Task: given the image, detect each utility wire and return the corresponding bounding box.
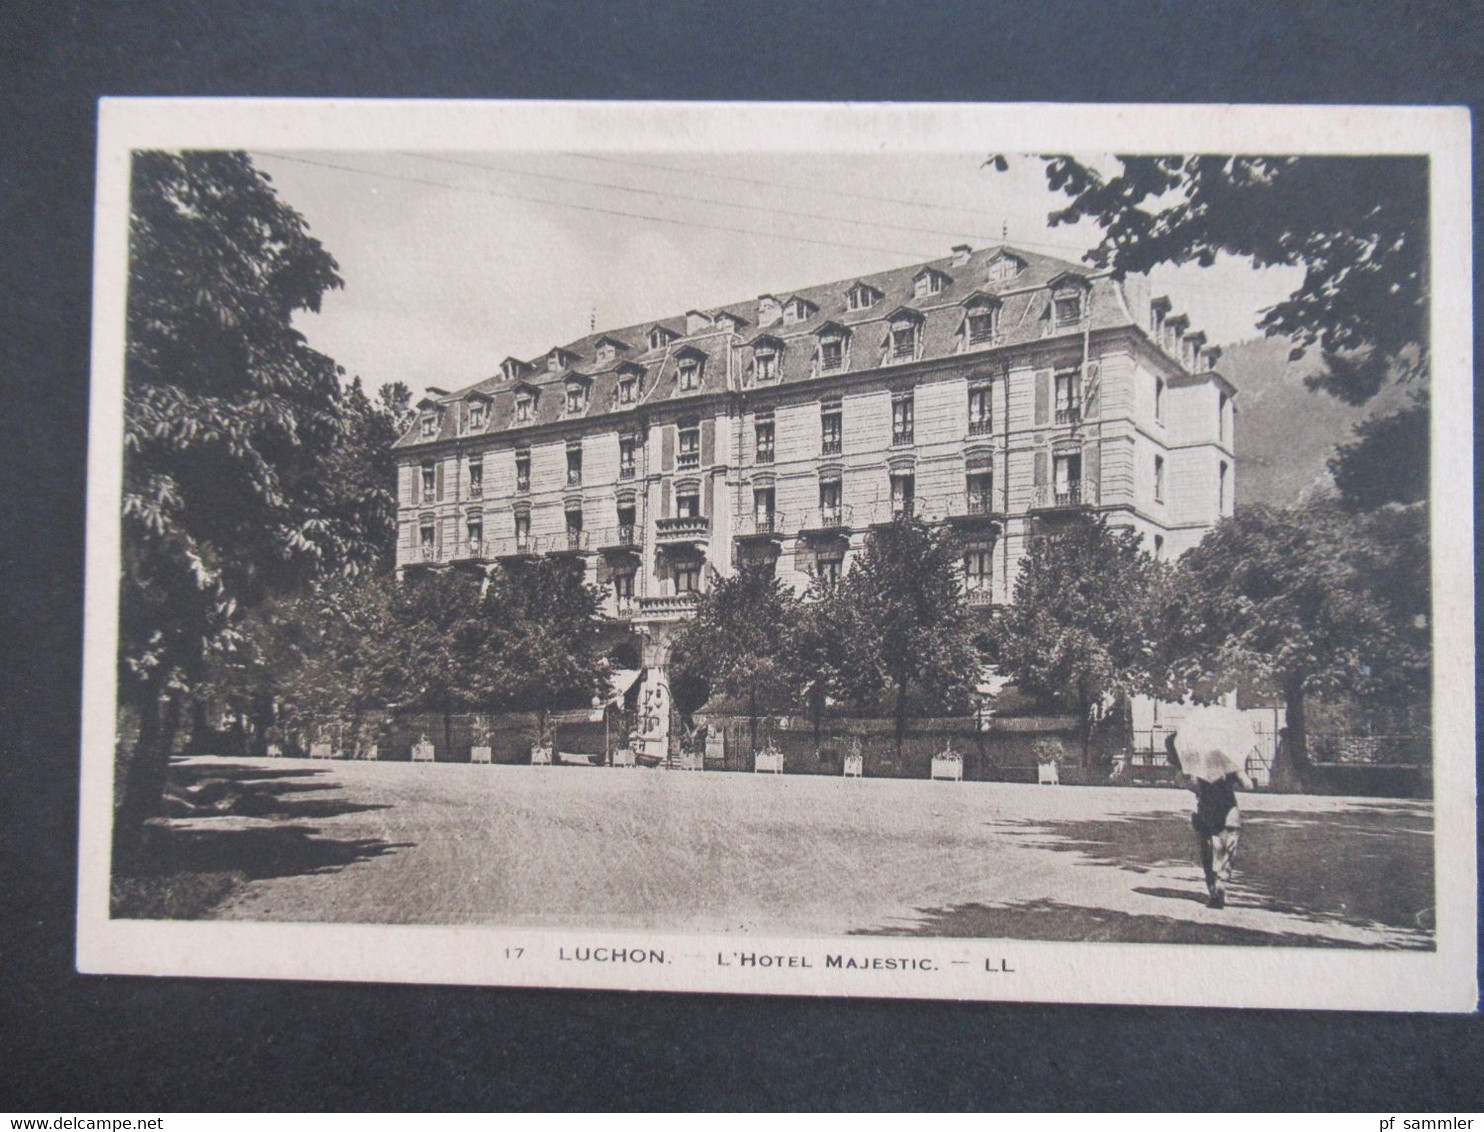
[250,151,938,261]
[411,151,1002,245]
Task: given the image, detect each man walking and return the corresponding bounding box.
[1167,706,1257,910]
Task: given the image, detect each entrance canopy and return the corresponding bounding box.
[607,667,643,705]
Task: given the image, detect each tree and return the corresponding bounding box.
[490,559,609,747]
[997,517,1165,760]
[1329,390,1429,510]
[834,518,981,754]
[786,575,857,748]
[386,569,490,757]
[669,565,798,751]
[118,150,388,853]
[1163,499,1429,785]
[997,155,1428,406]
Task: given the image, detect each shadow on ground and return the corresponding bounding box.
[112,760,410,920]
[857,800,1434,947]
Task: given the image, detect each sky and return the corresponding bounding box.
[249,150,1303,400]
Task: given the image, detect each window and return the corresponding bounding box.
[1054,295,1082,326]
[618,377,636,405]
[419,521,435,559]
[846,284,876,311]
[514,450,530,493]
[613,569,635,609]
[420,461,436,503]
[819,480,842,525]
[815,556,842,590]
[820,336,844,372]
[466,515,483,553]
[1218,392,1229,442]
[914,271,945,298]
[676,488,701,519]
[755,349,778,383]
[649,327,672,351]
[678,422,700,470]
[421,413,438,438]
[891,323,918,361]
[616,504,637,545]
[564,507,583,550]
[987,255,1022,283]
[1219,461,1228,512]
[820,402,842,455]
[966,472,993,515]
[566,445,582,487]
[1153,534,1165,560]
[468,401,486,430]
[468,461,483,498]
[678,357,700,390]
[514,510,531,551]
[891,473,915,518]
[967,308,997,345]
[891,393,914,445]
[783,298,813,325]
[1054,369,1081,424]
[514,396,532,424]
[1053,453,1082,505]
[753,488,776,532]
[968,384,992,436]
[964,548,992,593]
[1154,455,1165,503]
[754,418,775,464]
[597,342,616,364]
[566,385,586,414]
[619,436,636,479]
[674,561,701,594]
[1154,377,1165,424]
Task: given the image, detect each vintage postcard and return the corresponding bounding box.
[78,99,1475,1011]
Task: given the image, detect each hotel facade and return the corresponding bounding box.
[394,243,1235,685]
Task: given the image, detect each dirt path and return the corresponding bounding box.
[149,757,1434,948]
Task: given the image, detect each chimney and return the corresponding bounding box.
[685,309,713,335]
[952,244,972,266]
[758,294,781,328]
[425,387,450,398]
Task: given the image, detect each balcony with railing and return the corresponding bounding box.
[493,534,540,558]
[796,504,852,536]
[891,427,914,447]
[619,462,636,480]
[677,449,701,471]
[754,445,775,465]
[1054,404,1082,425]
[450,540,488,562]
[654,515,710,544]
[967,416,994,438]
[598,524,640,553]
[735,511,786,541]
[1031,479,1099,511]
[550,529,591,554]
[945,493,1004,524]
[637,591,703,615]
[820,436,842,456]
[965,587,996,608]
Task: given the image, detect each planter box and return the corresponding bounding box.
[754,750,783,775]
[612,748,636,768]
[530,745,552,766]
[359,745,379,761]
[309,741,334,760]
[843,754,864,778]
[675,752,703,772]
[265,743,283,758]
[470,745,492,764]
[930,755,964,781]
[412,741,435,762]
[1037,762,1060,785]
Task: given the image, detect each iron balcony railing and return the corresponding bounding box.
[755,446,775,464]
[820,436,842,455]
[599,524,639,550]
[494,534,540,557]
[735,512,786,539]
[638,592,703,614]
[467,482,482,499]
[421,489,435,504]
[965,587,995,607]
[1032,480,1099,510]
[798,504,852,533]
[947,493,1002,520]
[619,463,636,480]
[1055,405,1082,425]
[677,450,700,471]
[453,540,488,561]
[891,428,914,446]
[554,529,590,553]
[967,417,994,437]
[654,515,710,542]
[418,544,438,562]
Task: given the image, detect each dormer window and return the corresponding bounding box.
[756,350,778,383]
[421,413,439,439]
[820,336,844,372]
[514,396,532,424]
[547,349,571,374]
[986,253,1024,283]
[887,312,922,362]
[1054,295,1082,327]
[782,296,816,325]
[566,383,588,415]
[467,400,487,430]
[649,325,677,351]
[675,349,704,391]
[597,343,615,364]
[914,268,950,298]
[618,377,636,405]
[963,296,1001,346]
[845,282,881,312]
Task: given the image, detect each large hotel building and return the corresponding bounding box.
[394,243,1235,679]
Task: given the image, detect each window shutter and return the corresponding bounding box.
[661,425,675,472]
[1034,369,1051,426]
[435,516,444,557]
[406,466,416,505]
[595,555,613,584]
[703,475,714,517]
[435,461,445,501]
[1033,448,1049,486]
[700,419,715,466]
[1083,441,1101,493]
[661,479,672,518]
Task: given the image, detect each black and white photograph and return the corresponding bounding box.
[76,100,1475,1010]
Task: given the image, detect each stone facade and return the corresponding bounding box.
[393,244,1235,668]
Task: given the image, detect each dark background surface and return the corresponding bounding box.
[2,0,1480,1112]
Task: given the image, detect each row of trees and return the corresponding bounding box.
[669,498,1430,784]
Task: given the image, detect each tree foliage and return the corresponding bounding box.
[1329,390,1429,510]
[997,517,1164,748]
[998,155,1428,406]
